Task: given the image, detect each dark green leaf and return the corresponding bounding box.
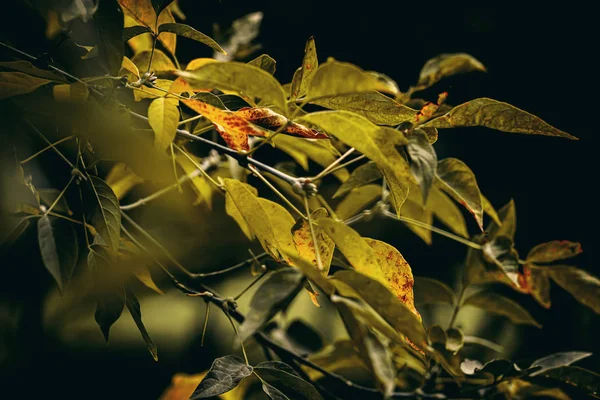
[416,53,486,89]
[37,215,78,294]
[463,291,541,328]
[0,72,53,100]
[125,288,158,361]
[527,241,583,263]
[238,269,304,341]
[95,0,125,75]
[333,161,381,198]
[423,98,578,140]
[290,36,318,100]
[255,361,324,400]
[87,176,121,252]
[541,366,600,397]
[190,355,253,399]
[123,25,152,42]
[530,352,592,376]
[0,61,66,81]
[548,266,600,314]
[482,236,520,287]
[407,129,437,203]
[95,285,125,342]
[261,381,290,400]
[248,54,276,75]
[150,0,174,17]
[158,23,226,54]
[192,92,227,109]
[414,277,456,305]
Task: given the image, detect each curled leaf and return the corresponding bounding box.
[416,53,486,89]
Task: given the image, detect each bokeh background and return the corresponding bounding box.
[0,1,596,399]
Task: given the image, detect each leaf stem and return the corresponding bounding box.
[249,165,306,219]
[448,285,467,329]
[19,135,74,164]
[43,176,74,216]
[312,147,355,180]
[304,195,324,271]
[23,121,74,168]
[314,154,367,182]
[234,270,268,301]
[173,143,224,190]
[201,303,210,346]
[226,312,249,365]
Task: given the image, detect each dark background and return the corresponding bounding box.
[0,1,597,398]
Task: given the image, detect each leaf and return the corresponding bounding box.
[248,54,276,75]
[496,379,570,400]
[95,285,125,342]
[482,195,502,226]
[190,355,253,399]
[414,277,456,305]
[527,241,583,263]
[38,188,72,215]
[334,184,381,221]
[260,382,289,400]
[292,209,335,275]
[132,265,164,295]
[52,82,89,103]
[487,199,517,241]
[310,91,417,125]
[0,61,66,81]
[131,49,176,73]
[333,270,428,346]
[423,98,578,140]
[407,129,437,203]
[177,62,287,112]
[37,215,78,293]
[427,186,469,238]
[148,97,180,150]
[125,288,158,361]
[235,107,327,139]
[123,25,152,41]
[436,158,484,230]
[105,162,144,200]
[120,56,140,79]
[95,0,125,75]
[290,36,318,100]
[175,155,214,209]
[299,111,411,212]
[0,72,53,100]
[446,328,464,353]
[158,23,226,54]
[1,219,31,248]
[362,328,396,397]
[333,161,381,198]
[150,0,174,16]
[119,0,176,54]
[254,361,324,400]
[364,238,420,318]
[482,236,521,287]
[86,176,121,252]
[541,366,600,397]
[463,291,541,328]
[238,269,304,341]
[400,192,433,244]
[306,59,398,101]
[522,264,551,309]
[548,266,600,314]
[257,198,297,260]
[416,53,486,89]
[305,340,369,380]
[182,99,265,151]
[529,352,592,376]
[224,180,257,240]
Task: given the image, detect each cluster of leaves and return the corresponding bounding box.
[0,1,598,399]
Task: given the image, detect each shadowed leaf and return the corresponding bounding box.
[416,53,486,89]
[407,129,437,203]
[255,361,324,400]
[530,352,592,376]
[125,288,158,361]
[414,277,456,305]
[541,366,600,397]
[37,215,78,293]
[123,25,152,41]
[106,162,144,200]
[175,155,214,209]
[335,184,381,221]
[0,72,53,100]
[548,266,600,314]
[131,49,176,73]
[190,355,253,399]
[463,291,541,328]
[333,161,381,198]
[86,176,121,251]
[95,285,125,342]
[527,241,583,263]
[158,23,225,54]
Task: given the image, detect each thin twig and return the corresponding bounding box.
[20,135,75,164]
[23,121,74,168]
[249,165,306,219]
[313,147,355,180]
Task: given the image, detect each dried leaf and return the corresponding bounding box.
[235,107,327,139]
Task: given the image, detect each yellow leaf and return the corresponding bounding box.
[290,36,318,100]
[335,184,381,221]
[175,155,214,209]
[426,186,468,238]
[131,49,176,74]
[400,187,433,244]
[124,13,153,53]
[52,82,89,103]
[0,72,53,100]
[148,97,180,150]
[133,79,174,101]
[119,0,176,54]
[225,181,257,240]
[186,58,219,71]
[416,53,486,90]
[292,209,335,275]
[257,198,297,260]
[132,265,164,294]
[120,55,140,79]
[105,162,144,200]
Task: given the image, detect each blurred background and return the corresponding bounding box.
[0,1,596,398]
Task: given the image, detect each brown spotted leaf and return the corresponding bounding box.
[235,107,327,139]
[290,36,318,100]
[292,209,335,275]
[416,53,486,89]
[423,98,578,140]
[526,241,583,263]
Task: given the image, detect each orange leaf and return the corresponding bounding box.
[182,99,266,151]
[235,107,328,139]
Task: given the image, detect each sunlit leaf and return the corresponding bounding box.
[527,241,583,263]
[175,155,214,209]
[400,191,433,244]
[239,269,304,341]
[548,265,600,314]
[248,54,276,75]
[148,97,180,150]
[37,215,78,293]
[158,23,226,54]
[123,25,152,42]
[529,351,592,376]
[125,288,158,361]
[131,49,176,73]
[86,176,121,252]
[132,79,175,101]
[0,72,53,100]
[427,186,468,238]
[333,161,381,198]
[290,36,318,100]
[407,129,437,203]
[254,361,324,400]
[119,0,176,54]
[132,264,164,295]
[436,158,484,230]
[334,184,381,221]
[424,98,578,140]
[257,198,297,260]
[463,291,541,328]
[482,236,521,287]
[190,355,253,399]
[177,62,288,112]
[482,195,501,226]
[106,162,144,200]
[414,277,456,306]
[292,209,335,275]
[416,53,486,89]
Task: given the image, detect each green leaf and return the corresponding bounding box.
[255,361,324,400]
[423,98,578,140]
[436,158,484,230]
[148,97,180,150]
[190,355,253,399]
[524,264,551,309]
[548,266,600,314]
[177,62,287,112]
[414,277,456,305]
[362,328,396,397]
[290,36,318,100]
[333,161,381,198]
[310,91,417,125]
[37,215,78,293]
[257,198,297,259]
[0,72,53,100]
[407,129,437,203]
[527,241,583,263]
[0,61,66,81]
[150,0,174,16]
[416,53,486,89]
[299,111,411,212]
[261,381,289,400]
[446,328,464,353]
[482,195,502,226]
[482,236,520,287]
[334,184,381,221]
[463,291,541,328]
[94,285,125,342]
[427,186,469,238]
[123,25,152,42]
[487,199,517,241]
[86,176,121,252]
[541,366,600,397]
[125,288,158,361]
[239,269,304,341]
[306,59,398,101]
[529,352,592,376]
[400,192,433,244]
[248,54,276,75]
[158,23,226,54]
[305,340,368,380]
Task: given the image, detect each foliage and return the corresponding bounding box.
[0,1,596,399]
